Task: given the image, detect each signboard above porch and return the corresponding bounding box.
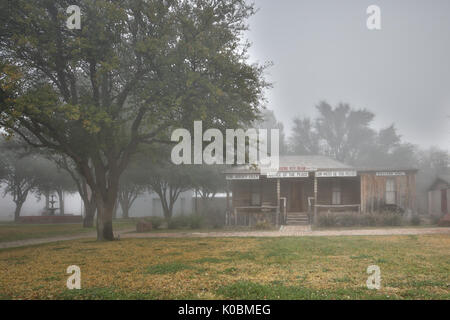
[376,172,406,176]
[316,171,357,178]
[226,174,260,180]
[266,171,309,179]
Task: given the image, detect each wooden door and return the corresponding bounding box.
[289,181,303,212]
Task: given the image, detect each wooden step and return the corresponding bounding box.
[286,213,310,226]
[286,221,310,226]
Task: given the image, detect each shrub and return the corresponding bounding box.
[254,221,273,230]
[167,214,204,230]
[317,211,405,228]
[380,213,402,226]
[410,215,421,226]
[188,214,204,229]
[317,212,338,227]
[430,215,441,225]
[167,215,190,229]
[144,217,164,229]
[359,214,377,227]
[339,213,358,227]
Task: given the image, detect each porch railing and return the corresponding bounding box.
[231,205,280,227]
[314,204,361,213]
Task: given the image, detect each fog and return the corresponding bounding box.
[0,188,82,221]
[0,0,449,221]
[246,0,450,151]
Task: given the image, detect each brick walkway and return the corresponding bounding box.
[1,227,449,249]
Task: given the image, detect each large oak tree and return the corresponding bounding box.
[0,0,267,240]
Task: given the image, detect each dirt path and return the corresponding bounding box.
[1,227,449,249]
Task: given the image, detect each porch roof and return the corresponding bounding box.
[429,174,450,190]
[224,155,352,174]
[223,155,419,175]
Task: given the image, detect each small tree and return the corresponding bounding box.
[147,161,193,220]
[118,163,147,219]
[191,165,226,200]
[0,143,44,221]
[54,155,97,227]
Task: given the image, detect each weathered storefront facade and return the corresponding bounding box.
[225,156,417,226]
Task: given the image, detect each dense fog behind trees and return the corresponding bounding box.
[0,103,448,219]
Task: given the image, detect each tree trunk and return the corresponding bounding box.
[57,189,65,215]
[120,201,130,219]
[44,191,50,215]
[162,206,172,220]
[95,191,116,241]
[112,199,119,220]
[83,201,96,228]
[79,157,123,241]
[14,201,24,222]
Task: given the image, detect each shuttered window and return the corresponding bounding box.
[332,181,341,205]
[250,181,261,206]
[386,179,396,205]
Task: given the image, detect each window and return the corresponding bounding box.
[332,181,341,205]
[250,181,261,206]
[385,179,396,205]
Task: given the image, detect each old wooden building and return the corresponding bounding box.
[225,156,417,226]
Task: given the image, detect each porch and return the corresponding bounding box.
[226,175,361,226]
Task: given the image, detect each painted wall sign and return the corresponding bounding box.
[316,171,357,178]
[226,174,260,180]
[266,171,309,179]
[376,172,406,177]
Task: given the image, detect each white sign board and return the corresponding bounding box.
[226,174,260,180]
[266,172,309,179]
[376,172,406,177]
[278,166,317,172]
[316,171,357,178]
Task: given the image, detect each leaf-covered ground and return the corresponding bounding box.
[0,235,449,299]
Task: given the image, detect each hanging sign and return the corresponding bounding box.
[279,166,317,172]
[316,171,357,178]
[266,171,309,179]
[376,172,406,177]
[226,174,260,180]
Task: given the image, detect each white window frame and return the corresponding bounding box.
[332,180,341,205]
[250,181,261,206]
[385,178,396,205]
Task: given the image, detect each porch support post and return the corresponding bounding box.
[359,175,364,214]
[276,178,280,226]
[313,175,318,224]
[226,181,230,226]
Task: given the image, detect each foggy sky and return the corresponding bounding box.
[246,0,450,151]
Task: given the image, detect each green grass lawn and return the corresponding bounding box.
[0,219,136,242]
[1,234,449,300]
